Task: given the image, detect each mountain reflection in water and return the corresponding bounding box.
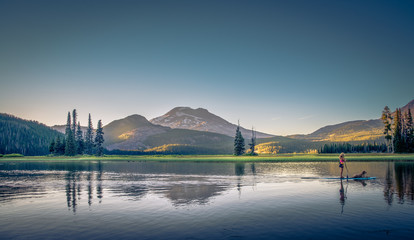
[1,161,414,210]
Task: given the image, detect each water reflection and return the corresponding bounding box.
[164,183,227,206]
[63,162,105,213]
[0,171,47,203]
[96,161,103,203]
[235,163,245,198]
[65,171,79,212]
[384,162,414,205]
[2,161,414,211]
[339,179,346,214]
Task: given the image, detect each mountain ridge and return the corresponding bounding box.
[102,114,233,153]
[0,113,63,155]
[289,99,414,142]
[150,107,274,138]
[2,98,413,155]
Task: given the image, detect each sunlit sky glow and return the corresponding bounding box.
[1,0,413,135]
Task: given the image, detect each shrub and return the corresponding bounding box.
[4,153,24,158]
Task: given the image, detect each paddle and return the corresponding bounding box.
[344,161,349,180]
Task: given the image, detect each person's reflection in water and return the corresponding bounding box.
[339,179,346,214]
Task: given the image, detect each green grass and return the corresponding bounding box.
[1,153,414,162]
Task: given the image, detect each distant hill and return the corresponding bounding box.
[3,99,412,155]
[0,113,63,155]
[288,99,414,143]
[255,136,325,153]
[103,114,170,150]
[289,119,384,142]
[150,107,274,138]
[103,114,233,154]
[51,125,88,134]
[400,99,414,115]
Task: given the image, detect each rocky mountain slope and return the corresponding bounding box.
[150,107,274,138]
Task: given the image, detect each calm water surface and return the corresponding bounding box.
[1,160,414,239]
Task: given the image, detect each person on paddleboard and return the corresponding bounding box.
[339,153,346,178]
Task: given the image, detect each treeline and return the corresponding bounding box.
[318,142,387,153]
[382,106,414,153]
[49,109,105,156]
[105,144,231,155]
[0,113,62,156]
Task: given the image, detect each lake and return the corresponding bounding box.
[1,160,414,239]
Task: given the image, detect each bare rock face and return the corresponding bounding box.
[150,107,274,139]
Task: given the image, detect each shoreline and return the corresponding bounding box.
[1,153,414,162]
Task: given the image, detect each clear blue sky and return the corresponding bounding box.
[1,0,413,135]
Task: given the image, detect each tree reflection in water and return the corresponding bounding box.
[384,162,414,205]
[3,160,414,216]
[235,163,245,199]
[65,161,104,213]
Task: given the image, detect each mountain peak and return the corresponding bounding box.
[124,114,150,122]
[151,107,274,138]
[104,114,153,137]
[166,107,209,115]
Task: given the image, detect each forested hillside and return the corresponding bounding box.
[0,113,63,155]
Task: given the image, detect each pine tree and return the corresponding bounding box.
[49,139,55,154]
[76,121,85,155]
[65,112,77,156]
[94,120,104,156]
[381,106,393,153]
[405,109,414,152]
[393,108,404,153]
[234,121,245,156]
[85,114,94,155]
[54,136,65,155]
[72,109,77,136]
[248,127,257,156]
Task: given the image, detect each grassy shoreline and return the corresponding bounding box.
[1,153,414,162]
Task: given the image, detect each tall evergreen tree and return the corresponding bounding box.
[393,108,404,153]
[85,114,94,155]
[72,109,77,136]
[248,127,257,156]
[381,106,393,153]
[94,120,104,156]
[54,136,61,155]
[65,112,77,156]
[76,121,85,155]
[234,121,245,156]
[49,139,55,154]
[65,112,71,137]
[404,109,414,152]
[54,135,65,155]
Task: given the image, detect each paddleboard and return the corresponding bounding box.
[301,177,376,180]
[325,177,376,180]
